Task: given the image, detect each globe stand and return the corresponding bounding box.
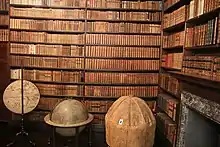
[6,66,36,147]
[49,124,92,147]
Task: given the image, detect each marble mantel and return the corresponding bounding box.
[176,90,220,147]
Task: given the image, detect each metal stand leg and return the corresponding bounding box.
[6,118,35,147]
[52,127,56,147]
[75,127,79,147]
[88,124,92,147]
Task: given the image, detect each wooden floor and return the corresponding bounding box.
[0,121,164,147]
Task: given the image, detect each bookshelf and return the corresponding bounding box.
[7,0,162,124]
[158,0,220,146]
[157,0,189,146]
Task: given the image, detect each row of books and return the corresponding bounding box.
[10,55,160,71]
[11,69,81,83]
[0,0,8,10]
[88,0,162,10]
[83,100,114,113]
[35,84,159,97]
[11,68,159,84]
[85,46,160,58]
[164,0,180,10]
[10,8,85,19]
[121,1,162,10]
[86,34,161,46]
[10,7,162,21]
[85,73,159,84]
[36,97,156,112]
[157,93,179,122]
[156,112,177,146]
[10,0,162,10]
[10,18,161,34]
[11,31,161,46]
[11,31,83,44]
[163,31,184,48]
[163,6,186,29]
[161,53,183,70]
[84,86,158,97]
[10,43,160,58]
[36,83,80,96]
[87,22,161,34]
[188,0,219,20]
[0,29,8,41]
[88,11,162,21]
[85,59,159,70]
[10,55,83,69]
[10,0,86,7]
[185,17,219,47]
[10,19,85,32]
[10,44,84,56]
[182,56,215,78]
[0,15,8,26]
[160,73,180,97]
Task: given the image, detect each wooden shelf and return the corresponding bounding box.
[41,94,158,101]
[10,41,84,46]
[87,19,162,24]
[10,4,162,12]
[164,0,189,13]
[0,10,8,15]
[10,16,86,21]
[10,41,160,47]
[10,4,86,9]
[87,7,162,12]
[10,65,159,73]
[10,28,85,34]
[161,66,181,71]
[85,44,161,47]
[163,21,185,32]
[159,86,180,99]
[186,7,220,25]
[11,78,158,86]
[169,71,220,90]
[10,53,160,60]
[87,31,161,35]
[185,44,220,50]
[10,28,161,35]
[163,45,183,50]
[0,25,8,29]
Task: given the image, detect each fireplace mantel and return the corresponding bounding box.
[176,90,220,147]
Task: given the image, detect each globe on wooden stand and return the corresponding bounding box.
[44,99,94,147]
[3,76,40,146]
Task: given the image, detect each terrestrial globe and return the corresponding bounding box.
[44,99,94,136]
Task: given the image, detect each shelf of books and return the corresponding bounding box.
[157,0,189,146]
[158,0,219,146]
[181,0,220,84]
[8,0,162,124]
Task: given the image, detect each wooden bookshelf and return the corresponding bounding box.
[157,0,188,146]
[159,0,220,146]
[6,0,162,125]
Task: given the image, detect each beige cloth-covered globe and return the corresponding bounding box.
[105,96,156,147]
[44,99,93,136]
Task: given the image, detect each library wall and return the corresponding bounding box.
[8,0,162,124]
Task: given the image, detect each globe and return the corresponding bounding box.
[44,99,94,137]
